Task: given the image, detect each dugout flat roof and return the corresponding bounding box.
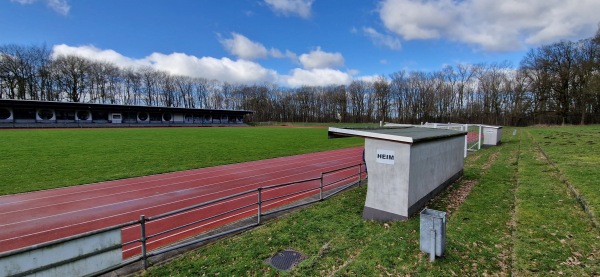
[328,126,467,144]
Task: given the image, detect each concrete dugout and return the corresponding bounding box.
[328,127,466,221]
[482,125,502,147]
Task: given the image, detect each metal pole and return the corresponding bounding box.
[358,164,362,186]
[257,188,262,224]
[478,125,482,150]
[319,173,324,200]
[140,215,148,269]
[464,129,468,158]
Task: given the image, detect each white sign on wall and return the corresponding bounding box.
[376,149,395,165]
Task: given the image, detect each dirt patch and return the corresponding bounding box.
[445,180,478,216]
[441,150,502,216]
[481,152,500,171]
[466,153,483,163]
[324,250,360,277]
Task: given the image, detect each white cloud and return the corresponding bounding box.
[11,0,70,15]
[47,0,69,15]
[347,69,359,76]
[356,75,380,83]
[264,0,313,19]
[220,33,268,60]
[283,68,353,87]
[51,44,359,87]
[378,0,600,51]
[362,27,402,50]
[219,33,298,62]
[11,0,36,4]
[51,44,278,84]
[52,44,146,68]
[270,49,298,61]
[298,47,345,69]
[146,53,278,84]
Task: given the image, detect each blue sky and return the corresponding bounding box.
[1,0,599,86]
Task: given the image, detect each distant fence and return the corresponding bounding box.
[0,163,365,277]
[384,122,483,157]
[421,123,483,154]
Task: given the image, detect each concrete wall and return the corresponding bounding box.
[483,126,502,146]
[407,136,464,213]
[363,139,411,219]
[0,229,122,277]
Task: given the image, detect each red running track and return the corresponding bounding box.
[0,146,364,258]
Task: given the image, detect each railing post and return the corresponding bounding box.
[319,173,324,200]
[464,127,468,158]
[358,163,362,185]
[140,215,148,269]
[478,125,482,150]
[257,188,262,225]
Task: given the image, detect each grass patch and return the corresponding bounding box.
[0,127,362,195]
[527,125,600,225]
[512,130,599,275]
[140,126,600,276]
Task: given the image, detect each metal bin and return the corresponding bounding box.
[420,208,446,261]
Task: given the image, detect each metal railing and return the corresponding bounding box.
[420,122,482,156]
[0,162,365,277]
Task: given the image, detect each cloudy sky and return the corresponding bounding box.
[1,0,599,87]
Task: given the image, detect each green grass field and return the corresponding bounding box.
[1,125,598,275]
[0,127,363,195]
[135,126,599,276]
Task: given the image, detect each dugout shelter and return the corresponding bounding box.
[482,125,502,147]
[329,127,466,221]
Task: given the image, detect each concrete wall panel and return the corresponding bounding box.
[363,139,411,217]
[0,229,122,277]
[408,136,464,209]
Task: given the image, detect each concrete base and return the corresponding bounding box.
[482,142,502,148]
[363,206,408,221]
[363,170,463,221]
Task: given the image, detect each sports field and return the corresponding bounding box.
[1,125,598,275]
[0,127,363,195]
[137,125,599,276]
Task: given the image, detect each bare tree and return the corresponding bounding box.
[348,80,367,122]
[160,72,176,107]
[572,38,599,124]
[389,71,407,122]
[373,76,391,123]
[88,61,121,104]
[0,44,51,100]
[173,75,194,108]
[122,67,142,105]
[193,77,211,109]
[51,55,91,102]
[139,67,160,106]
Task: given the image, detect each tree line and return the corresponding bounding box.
[1,28,599,126]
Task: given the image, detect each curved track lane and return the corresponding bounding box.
[0,146,364,256]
